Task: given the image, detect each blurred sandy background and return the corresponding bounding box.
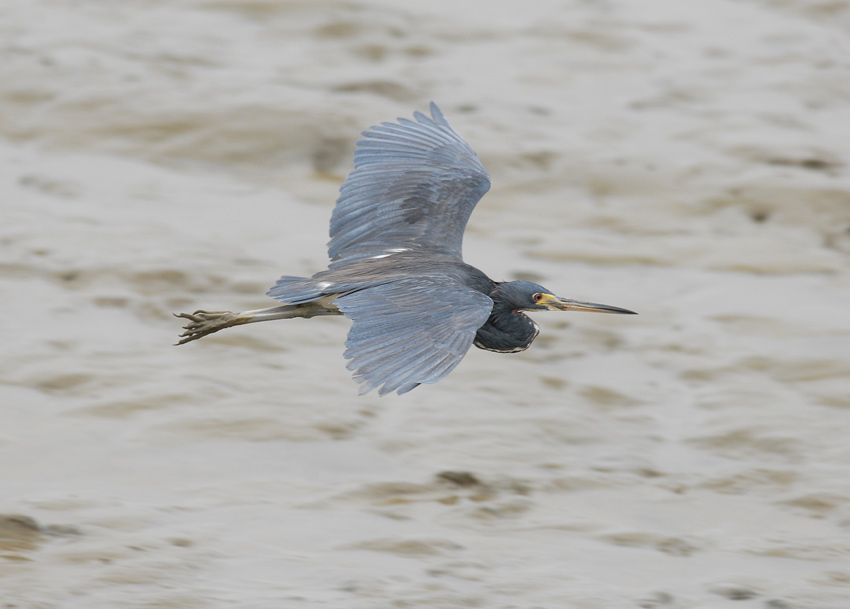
[2,1,850,607]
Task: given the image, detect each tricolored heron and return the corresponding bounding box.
[176,103,635,395]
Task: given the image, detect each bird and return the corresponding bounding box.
[176,103,636,396]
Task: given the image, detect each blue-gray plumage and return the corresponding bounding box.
[176,103,636,396]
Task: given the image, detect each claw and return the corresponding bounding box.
[173,310,242,345]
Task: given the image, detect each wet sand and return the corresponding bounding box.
[2,1,850,607]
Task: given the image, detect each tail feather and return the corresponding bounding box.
[266,276,331,305]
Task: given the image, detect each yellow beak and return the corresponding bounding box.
[537,293,636,315]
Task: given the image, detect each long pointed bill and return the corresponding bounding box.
[538,294,637,315]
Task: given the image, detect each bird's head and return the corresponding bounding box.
[496,280,637,315]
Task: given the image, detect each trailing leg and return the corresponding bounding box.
[175,300,340,345]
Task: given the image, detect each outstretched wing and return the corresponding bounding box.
[334,278,493,396]
[328,102,491,266]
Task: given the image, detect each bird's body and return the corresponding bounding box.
[177,103,635,395]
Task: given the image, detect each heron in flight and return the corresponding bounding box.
[176,103,635,395]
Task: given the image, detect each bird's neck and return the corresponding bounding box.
[473,299,539,353]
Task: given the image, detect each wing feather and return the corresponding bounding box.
[328,102,490,266]
[334,277,493,396]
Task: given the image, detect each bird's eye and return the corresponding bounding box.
[533,293,542,302]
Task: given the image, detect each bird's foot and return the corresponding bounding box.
[174,310,246,345]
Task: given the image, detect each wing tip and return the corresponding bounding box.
[429,101,447,124]
[358,377,422,397]
[357,102,455,149]
[413,101,448,128]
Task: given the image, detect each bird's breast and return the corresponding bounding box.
[473,313,539,353]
